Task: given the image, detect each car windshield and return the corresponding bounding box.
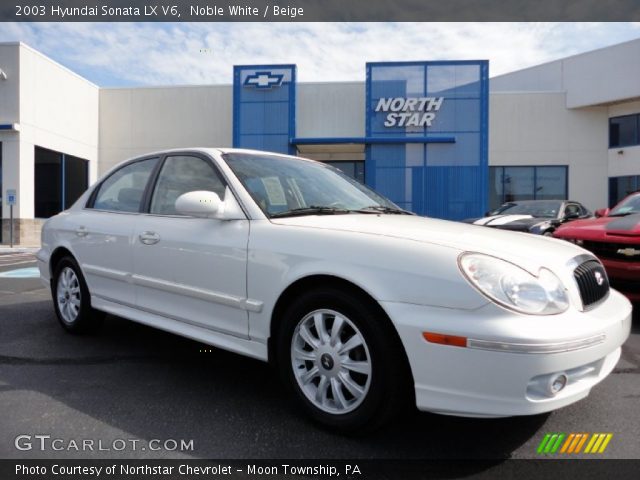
[488,201,562,219]
[609,194,640,216]
[223,152,405,218]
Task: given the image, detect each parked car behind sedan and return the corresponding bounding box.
[37,148,631,432]
[465,200,592,235]
[554,192,640,302]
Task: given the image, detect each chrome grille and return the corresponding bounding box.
[573,260,609,309]
[582,240,640,263]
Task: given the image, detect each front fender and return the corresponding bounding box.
[246,221,488,343]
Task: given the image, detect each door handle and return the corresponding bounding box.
[75,226,88,237]
[139,231,161,245]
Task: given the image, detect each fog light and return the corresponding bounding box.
[547,373,568,396]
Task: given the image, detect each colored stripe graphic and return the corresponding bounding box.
[598,434,613,453]
[538,433,613,454]
[537,434,551,453]
[538,433,565,454]
[575,434,588,453]
[585,433,613,454]
[560,433,574,453]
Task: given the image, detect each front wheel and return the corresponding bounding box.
[277,288,411,433]
[291,308,372,416]
[52,256,104,333]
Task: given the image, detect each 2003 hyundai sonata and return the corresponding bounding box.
[38,148,631,432]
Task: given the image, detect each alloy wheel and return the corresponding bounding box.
[57,267,81,324]
[291,309,372,414]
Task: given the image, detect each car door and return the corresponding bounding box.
[131,153,250,338]
[69,156,159,306]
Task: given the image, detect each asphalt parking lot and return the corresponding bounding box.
[0,252,638,461]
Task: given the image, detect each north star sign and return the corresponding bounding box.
[375,96,444,127]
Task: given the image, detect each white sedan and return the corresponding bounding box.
[37,148,631,432]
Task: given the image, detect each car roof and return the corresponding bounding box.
[127,147,317,163]
[500,200,573,205]
[124,147,282,156]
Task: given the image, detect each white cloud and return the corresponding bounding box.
[1,22,638,86]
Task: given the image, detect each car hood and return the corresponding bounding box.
[271,214,587,273]
[555,213,640,239]
[472,215,555,228]
[473,214,532,226]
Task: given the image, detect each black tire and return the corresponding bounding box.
[276,286,412,433]
[51,256,104,334]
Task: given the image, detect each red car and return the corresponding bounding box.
[553,192,640,302]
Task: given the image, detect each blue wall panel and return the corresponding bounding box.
[233,65,296,154]
[366,61,489,220]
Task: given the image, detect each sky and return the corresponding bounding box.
[1,22,639,86]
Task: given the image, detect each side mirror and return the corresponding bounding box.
[175,188,246,220]
[594,208,609,218]
[564,212,580,221]
[175,191,221,218]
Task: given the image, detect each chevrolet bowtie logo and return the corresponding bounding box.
[617,247,640,257]
[243,71,284,89]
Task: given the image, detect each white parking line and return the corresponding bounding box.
[0,260,37,267]
[0,254,37,267]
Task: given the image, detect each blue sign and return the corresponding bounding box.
[366,61,489,220]
[7,189,16,206]
[243,71,285,89]
[233,65,296,154]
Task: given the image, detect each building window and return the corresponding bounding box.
[489,166,568,210]
[0,142,3,211]
[609,175,640,207]
[323,161,365,184]
[609,114,639,148]
[34,146,89,218]
[0,142,2,243]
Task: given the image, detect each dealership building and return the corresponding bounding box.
[0,38,639,244]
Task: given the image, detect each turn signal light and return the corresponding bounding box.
[423,332,467,348]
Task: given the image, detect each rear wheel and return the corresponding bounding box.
[52,256,104,333]
[277,287,411,433]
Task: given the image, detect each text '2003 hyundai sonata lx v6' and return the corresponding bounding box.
[37,148,631,432]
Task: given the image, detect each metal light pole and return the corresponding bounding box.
[9,203,13,248]
[6,189,17,248]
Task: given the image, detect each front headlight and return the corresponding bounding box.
[458,253,569,315]
[531,221,550,233]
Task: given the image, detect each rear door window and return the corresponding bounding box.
[91,158,158,213]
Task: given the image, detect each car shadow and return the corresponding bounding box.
[0,299,549,468]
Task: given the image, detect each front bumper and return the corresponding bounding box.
[383,289,631,417]
[36,249,51,289]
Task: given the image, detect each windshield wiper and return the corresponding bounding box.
[608,212,637,217]
[270,204,414,218]
[354,205,415,215]
[270,206,351,218]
